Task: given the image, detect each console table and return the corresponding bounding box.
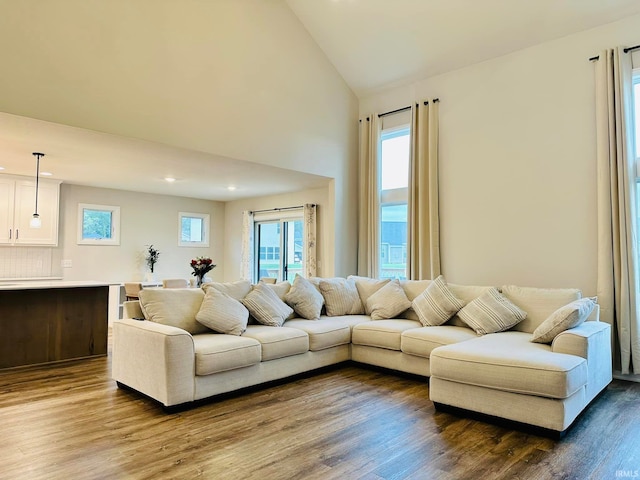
[0,281,111,369]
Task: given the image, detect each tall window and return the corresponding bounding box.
[379,126,410,279]
[255,217,303,282]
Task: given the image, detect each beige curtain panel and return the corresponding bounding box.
[595,47,640,375]
[303,203,317,278]
[408,100,441,280]
[357,114,381,277]
[240,210,254,281]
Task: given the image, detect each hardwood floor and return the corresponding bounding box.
[1,343,639,480]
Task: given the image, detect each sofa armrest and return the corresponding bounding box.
[112,319,196,407]
[552,321,612,402]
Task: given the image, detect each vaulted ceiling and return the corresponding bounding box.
[2,0,639,201]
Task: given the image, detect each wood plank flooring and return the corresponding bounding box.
[1,339,639,480]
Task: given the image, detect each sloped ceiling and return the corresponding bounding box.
[286,0,640,97]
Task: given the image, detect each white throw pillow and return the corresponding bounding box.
[501,285,581,333]
[531,297,596,344]
[265,281,291,300]
[139,288,207,334]
[203,280,252,301]
[457,287,527,335]
[348,275,391,314]
[399,279,432,320]
[365,280,412,320]
[241,283,294,327]
[285,274,324,320]
[319,277,364,316]
[196,288,249,335]
[412,275,464,326]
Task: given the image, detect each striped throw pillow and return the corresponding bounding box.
[412,275,464,326]
[457,287,527,335]
[196,288,249,335]
[365,280,412,320]
[242,284,294,327]
[285,274,324,320]
[319,278,364,316]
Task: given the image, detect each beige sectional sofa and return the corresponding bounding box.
[112,276,611,436]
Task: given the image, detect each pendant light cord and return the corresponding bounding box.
[33,152,44,216]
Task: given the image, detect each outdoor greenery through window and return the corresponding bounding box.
[379,127,410,279]
[77,203,120,245]
[255,218,303,282]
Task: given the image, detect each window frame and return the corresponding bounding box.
[252,209,303,283]
[178,212,210,248]
[77,203,121,245]
[378,125,410,279]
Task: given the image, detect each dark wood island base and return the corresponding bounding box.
[0,285,109,369]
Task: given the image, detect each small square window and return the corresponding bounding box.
[179,212,210,247]
[77,203,120,245]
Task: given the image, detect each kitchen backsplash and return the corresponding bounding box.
[0,247,53,279]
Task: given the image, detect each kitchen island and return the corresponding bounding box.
[0,281,111,369]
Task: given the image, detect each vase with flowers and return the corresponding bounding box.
[190,257,216,287]
[145,245,160,281]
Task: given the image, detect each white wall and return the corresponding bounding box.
[56,184,225,283]
[0,0,360,277]
[360,14,640,295]
[224,187,331,281]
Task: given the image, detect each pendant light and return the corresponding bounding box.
[30,152,44,229]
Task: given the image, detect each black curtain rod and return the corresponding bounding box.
[251,205,312,215]
[589,43,640,61]
[360,98,441,121]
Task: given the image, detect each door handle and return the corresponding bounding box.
[9,229,11,240]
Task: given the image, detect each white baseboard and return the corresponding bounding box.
[613,371,640,383]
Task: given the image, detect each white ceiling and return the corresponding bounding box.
[3,0,640,201]
[286,0,640,97]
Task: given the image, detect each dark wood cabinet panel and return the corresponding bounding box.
[0,286,108,369]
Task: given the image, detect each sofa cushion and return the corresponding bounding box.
[501,285,582,333]
[412,275,464,326]
[400,325,477,358]
[203,280,252,301]
[446,283,495,327]
[319,277,364,316]
[193,334,261,375]
[532,297,596,344]
[366,280,412,320]
[284,318,351,351]
[349,275,390,310]
[139,288,208,335]
[242,325,309,360]
[241,284,294,327]
[352,319,422,351]
[458,287,527,335]
[399,279,432,320]
[196,288,249,336]
[285,274,324,320]
[430,331,588,399]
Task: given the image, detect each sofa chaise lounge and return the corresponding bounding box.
[112,276,611,436]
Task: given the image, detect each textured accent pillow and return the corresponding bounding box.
[399,279,432,320]
[531,297,596,344]
[458,287,527,335]
[348,275,391,314]
[365,280,412,320]
[412,275,464,326]
[203,280,252,301]
[265,281,291,300]
[241,283,294,327]
[501,285,581,333]
[139,288,208,334]
[196,288,249,335]
[319,277,364,316]
[284,274,324,320]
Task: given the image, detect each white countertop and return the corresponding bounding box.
[0,281,115,291]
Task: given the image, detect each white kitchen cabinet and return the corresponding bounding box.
[0,175,61,246]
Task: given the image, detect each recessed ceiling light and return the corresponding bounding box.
[165,177,176,183]
[41,172,53,176]
[0,167,4,171]
[227,185,237,191]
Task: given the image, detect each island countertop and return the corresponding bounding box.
[0,280,115,291]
